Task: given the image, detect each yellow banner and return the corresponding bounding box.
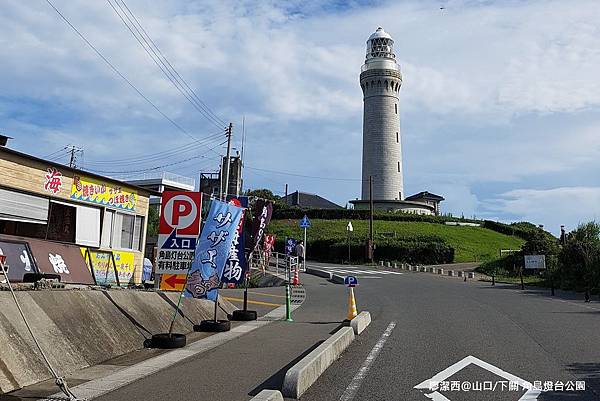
[81,248,137,286]
[71,175,137,211]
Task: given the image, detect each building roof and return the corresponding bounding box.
[404,191,445,202]
[0,145,158,196]
[282,191,343,210]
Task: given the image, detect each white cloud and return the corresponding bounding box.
[1,0,600,227]
[484,187,600,234]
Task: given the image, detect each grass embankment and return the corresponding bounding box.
[268,219,525,263]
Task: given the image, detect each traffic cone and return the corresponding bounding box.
[292,266,299,286]
[346,287,358,320]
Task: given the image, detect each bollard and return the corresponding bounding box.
[386,261,391,268]
[468,272,475,279]
[393,262,398,269]
[438,268,444,275]
[457,271,464,278]
[379,261,384,267]
[448,270,455,277]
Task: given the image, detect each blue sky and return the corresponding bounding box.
[1,0,600,234]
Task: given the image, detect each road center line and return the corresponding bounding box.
[339,321,397,401]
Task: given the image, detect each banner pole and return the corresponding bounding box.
[168,270,190,336]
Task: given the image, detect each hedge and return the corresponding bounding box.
[274,237,454,265]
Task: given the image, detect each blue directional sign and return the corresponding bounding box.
[299,215,311,228]
[344,275,358,287]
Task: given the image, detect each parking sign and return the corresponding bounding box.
[156,191,202,275]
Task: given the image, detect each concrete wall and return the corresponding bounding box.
[0,289,234,394]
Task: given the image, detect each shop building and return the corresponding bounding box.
[0,142,153,285]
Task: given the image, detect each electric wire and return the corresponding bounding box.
[107,0,225,130]
[83,129,225,165]
[45,0,215,147]
[90,140,226,174]
[118,0,226,127]
[245,165,369,182]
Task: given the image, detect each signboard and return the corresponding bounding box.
[222,196,248,284]
[71,175,138,211]
[185,200,243,300]
[28,238,94,284]
[300,215,311,228]
[285,238,297,256]
[344,275,358,287]
[524,255,546,269]
[0,239,36,282]
[44,167,63,194]
[156,191,202,275]
[347,221,353,232]
[160,274,187,291]
[81,249,136,286]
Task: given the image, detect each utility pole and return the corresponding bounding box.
[222,123,233,201]
[285,184,288,205]
[369,175,374,263]
[67,145,82,168]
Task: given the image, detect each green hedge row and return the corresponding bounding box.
[274,237,454,265]
[272,206,479,224]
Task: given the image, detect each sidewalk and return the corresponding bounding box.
[3,273,347,401]
[94,273,347,401]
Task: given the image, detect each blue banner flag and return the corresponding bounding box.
[222,196,248,285]
[185,200,243,300]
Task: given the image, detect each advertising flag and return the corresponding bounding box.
[222,196,248,284]
[185,200,243,300]
[251,199,273,253]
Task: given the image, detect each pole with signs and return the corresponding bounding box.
[299,215,311,272]
[152,191,202,348]
[347,221,353,264]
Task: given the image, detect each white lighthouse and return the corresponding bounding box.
[351,28,442,215]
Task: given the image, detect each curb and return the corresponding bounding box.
[305,267,332,280]
[282,327,355,399]
[250,390,284,401]
[331,274,345,284]
[350,311,371,335]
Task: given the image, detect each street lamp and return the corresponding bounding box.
[347,221,354,264]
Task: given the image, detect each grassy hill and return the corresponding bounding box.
[268,219,525,263]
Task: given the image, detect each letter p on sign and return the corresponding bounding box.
[159,192,202,236]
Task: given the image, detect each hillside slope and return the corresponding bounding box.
[268,219,525,263]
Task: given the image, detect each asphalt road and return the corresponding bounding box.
[300,263,600,401]
[95,263,599,401]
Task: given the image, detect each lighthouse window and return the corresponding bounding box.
[397,161,401,172]
[395,103,398,114]
[396,132,399,143]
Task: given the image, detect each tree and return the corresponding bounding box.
[245,188,279,201]
[146,205,159,238]
[559,222,600,301]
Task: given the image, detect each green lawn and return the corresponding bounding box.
[268,219,524,263]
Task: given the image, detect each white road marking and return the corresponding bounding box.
[339,321,397,401]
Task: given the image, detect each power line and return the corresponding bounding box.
[118,0,226,128]
[45,0,216,147]
[83,129,225,165]
[245,165,368,182]
[107,0,226,130]
[89,140,226,174]
[43,146,69,158]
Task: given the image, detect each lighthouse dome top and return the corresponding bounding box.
[368,27,393,41]
[365,27,396,63]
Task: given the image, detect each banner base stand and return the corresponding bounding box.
[231,309,257,321]
[147,333,187,349]
[194,320,231,332]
